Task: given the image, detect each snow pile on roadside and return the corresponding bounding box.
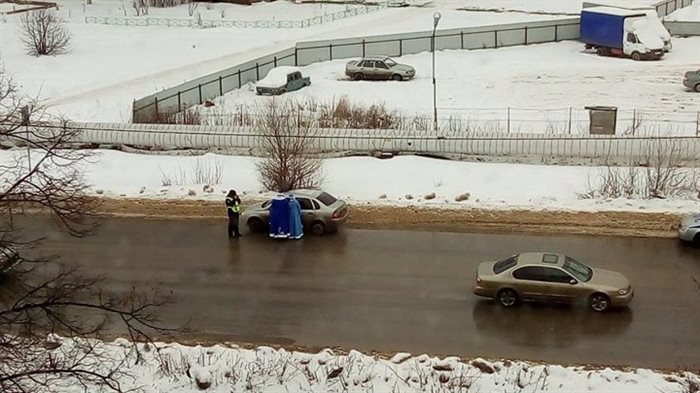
[3,149,699,214]
[27,336,700,392]
[667,0,700,21]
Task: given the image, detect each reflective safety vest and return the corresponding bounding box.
[226,197,241,213]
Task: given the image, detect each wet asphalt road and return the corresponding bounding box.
[14,215,700,370]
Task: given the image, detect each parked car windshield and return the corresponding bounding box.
[317,192,337,206]
[563,256,593,282]
[384,58,397,67]
[493,254,518,274]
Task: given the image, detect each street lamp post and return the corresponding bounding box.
[431,12,441,133]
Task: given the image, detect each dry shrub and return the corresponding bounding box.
[581,138,698,199]
[19,9,71,56]
[158,157,223,186]
[318,97,399,129]
[255,99,322,193]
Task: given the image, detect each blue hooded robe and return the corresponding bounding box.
[288,196,303,239]
[269,194,290,238]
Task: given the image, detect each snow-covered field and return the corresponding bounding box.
[203,38,700,135]
[667,0,700,20]
[23,335,700,392]
[3,149,699,213]
[4,0,688,123]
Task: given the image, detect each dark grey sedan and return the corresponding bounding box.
[345,56,415,81]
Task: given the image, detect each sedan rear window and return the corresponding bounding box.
[493,254,518,274]
[317,192,337,206]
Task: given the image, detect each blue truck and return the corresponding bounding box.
[580,7,666,60]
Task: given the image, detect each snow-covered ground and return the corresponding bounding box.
[1,0,695,123]
[667,0,700,20]
[20,336,700,392]
[203,38,700,135]
[0,0,579,122]
[3,149,699,213]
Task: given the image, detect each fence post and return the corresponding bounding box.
[256,63,260,80]
[294,48,298,66]
[568,107,572,134]
[218,76,223,96]
[507,107,510,133]
[494,30,498,48]
[362,39,366,57]
[666,2,669,16]
[460,31,464,49]
[177,92,181,112]
[198,84,202,104]
[632,109,637,135]
[329,43,333,61]
[524,26,528,45]
[399,39,402,56]
[274,56,277,67]
[154,97,159,116]
[554,25,558,41]
[132,101,137,123]
[238,70,242,88]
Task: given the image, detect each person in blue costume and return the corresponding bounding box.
[288,195,303,239]
[268,194,290,238]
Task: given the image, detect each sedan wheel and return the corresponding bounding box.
[497,289,518,308]
[311,221,326,236]
[353,73,364,81]
[695,84,700,93]
[247,218,264,233]
[589,293,610,312]
[391,74,402,81]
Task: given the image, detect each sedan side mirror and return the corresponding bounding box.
[569,279,578,285]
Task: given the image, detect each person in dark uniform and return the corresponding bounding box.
[226,189,242,239]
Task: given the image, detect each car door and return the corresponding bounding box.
[363,60,376,79]
[296,197,316,226]
[374,60,390,79]
[285,73,296,91]
[511,266,549,301]
[541,267,579,303]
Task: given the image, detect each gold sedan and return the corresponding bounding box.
[473,252,633,312]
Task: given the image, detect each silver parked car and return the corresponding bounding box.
[678,213,700,245]
[242,190,348,236]
[345,56,415,81]
[683,69,700,92]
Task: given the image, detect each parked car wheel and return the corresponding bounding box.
[311,221,326,236]
[694,84,700,93]
[247,217,265,233]
[596,47,607,56]
[391,74,402,81]
[589,293,610,312]
[497,289,519,308]
[631,52,641,61]
[353,73,364,81]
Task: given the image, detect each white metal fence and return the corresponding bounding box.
[84,2,390,29]
[9,122,700,166]
[195,107,700,136]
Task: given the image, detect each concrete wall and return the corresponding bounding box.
[664,21,700,36]
[21,123,700,166]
